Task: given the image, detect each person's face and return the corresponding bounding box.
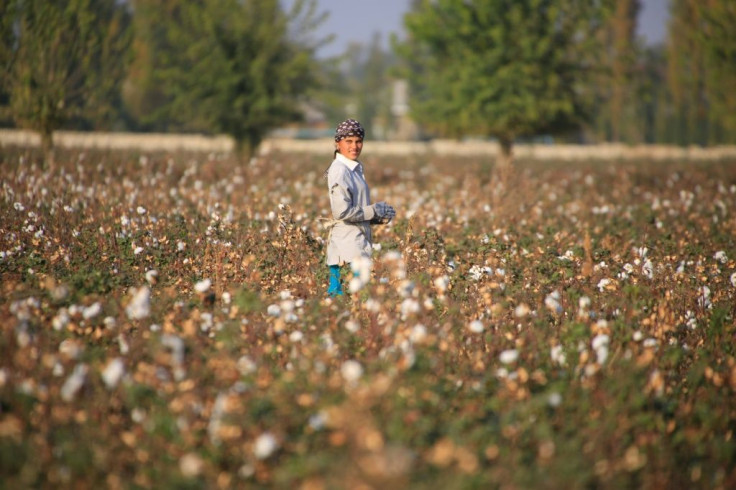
[336,136,363,160]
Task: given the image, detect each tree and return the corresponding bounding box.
[337,35,396,139]
[125,0,325,157]
[396,0,613,169]
[0,0,131,161]
[666,0,736,145]
[607,0,640,143]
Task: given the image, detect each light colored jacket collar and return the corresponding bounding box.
[336,152,361,171]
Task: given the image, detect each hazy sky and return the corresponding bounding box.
[301,0,671,58]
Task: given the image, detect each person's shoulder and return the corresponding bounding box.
[327,159,349,180]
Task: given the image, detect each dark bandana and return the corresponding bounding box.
[334,119,365,142]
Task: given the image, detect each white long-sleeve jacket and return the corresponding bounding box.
[325,153,377,266]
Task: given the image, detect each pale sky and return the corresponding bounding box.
[295,0,671,58]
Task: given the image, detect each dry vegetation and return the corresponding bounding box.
[1,147,735,489]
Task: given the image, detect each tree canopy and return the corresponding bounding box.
[396,0,613,166]
[125,0,325,156]
[0,0,131,160]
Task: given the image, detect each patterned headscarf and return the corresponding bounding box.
[334,119,365,142]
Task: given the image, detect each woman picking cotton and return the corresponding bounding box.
[324,119,396,297]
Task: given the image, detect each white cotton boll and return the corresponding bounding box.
[126,286,150,320]
[697,286,712,309]
[714,251,728,264]
[177,241,186,252]
[514,303,531,318]
[642,259,654,279]
[136,206,147,215]
[468,265,483,281]
[161,334,185,366]
[82,302,102,320]
[320,334,336,354]
[101,358,125,389]
[592,334,610,351]
[179,453,204,478]
[731,272,736,288]
[547,392,563,407]
[194,278,211,293]
[145,269,158,285]
[544,291,562,314]
[397,280,415,298]
[289,331,304,343]
[410,324,428,344]
[348,277,365,293]
[423,297,434,310]
[253,432,279,460]
[279,290,292,300]
[364,298,381,312]
[52,309,70,331]
[550,345,566,366]
[341,360,364,384]
[351,256,372,282]
[59,339,83,360]
[558,250,574,261]
[103,316,117,330]
[53,362,64,377]
[117,334,130,355]
[267,304,281,317]
[133,246,144,255]
[633,331,643,342]
[434,275,450,294]
[595,345,609,365]
[400,298,421,319]
[61,364,88,402]
[344,319,360,333]
[308,411,328,431]
[643,338,658,348]
[499,349,519,365]
[468,320,484,333]
[597,278,612,292]
[237,356,257,375]
[280,299,295,313]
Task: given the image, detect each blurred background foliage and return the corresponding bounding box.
[1,0,735,159]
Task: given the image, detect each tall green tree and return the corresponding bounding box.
[396,0,613,168]
[0,0,131,160]
[337,35,396,139]
[607,0,640,143]
[126,0,325,157]
[666,0,736,144]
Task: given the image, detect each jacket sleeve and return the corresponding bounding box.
[329,169,375,223]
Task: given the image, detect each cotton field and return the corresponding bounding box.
[1,148,735,488]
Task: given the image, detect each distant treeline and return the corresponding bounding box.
[1,0,734,163]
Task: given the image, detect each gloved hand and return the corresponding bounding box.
[372,201,396,223]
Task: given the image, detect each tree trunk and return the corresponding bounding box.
[490,135,515,213]
[497,136,514,172]
[40,128,55,168]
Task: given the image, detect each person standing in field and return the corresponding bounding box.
[324,119,395,297]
